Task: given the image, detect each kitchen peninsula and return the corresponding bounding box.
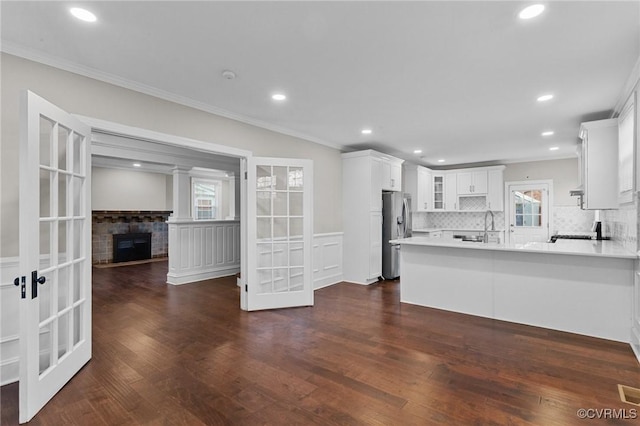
[392,237,637,342]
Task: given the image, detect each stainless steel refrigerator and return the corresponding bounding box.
[382,192,412,280]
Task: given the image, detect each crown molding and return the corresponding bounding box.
[1,42,345,151]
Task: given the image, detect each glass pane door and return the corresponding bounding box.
[20,91,92,423]
[247,158,313,311]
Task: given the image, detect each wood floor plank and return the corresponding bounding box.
[2,261,640,425]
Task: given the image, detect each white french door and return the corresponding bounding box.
[246,157,314,310]
[507,182,550,244]
[17,91,92,423]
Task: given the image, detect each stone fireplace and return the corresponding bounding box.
[92,210,171,264]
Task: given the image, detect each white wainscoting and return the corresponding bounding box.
[167,220,241,285]
[1,257,20,386]
[313,232,344,290]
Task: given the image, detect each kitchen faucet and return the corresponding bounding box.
[483,210,495,243]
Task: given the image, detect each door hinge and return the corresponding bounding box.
[245,284,248,292]
[244,171,248,180]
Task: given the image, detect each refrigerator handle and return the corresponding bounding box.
[402,198,409,237]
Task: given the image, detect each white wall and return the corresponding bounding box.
[1,53,343,257]
[92,167,170,211]
[503,158,579,206]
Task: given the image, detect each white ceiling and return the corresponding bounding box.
[2,1,638,167]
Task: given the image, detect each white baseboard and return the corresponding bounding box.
[1,357,19,386]
[314,273,343,290]
[167,266,240,285]
[341,278,380,286]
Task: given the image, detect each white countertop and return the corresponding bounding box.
[390,236,637,259]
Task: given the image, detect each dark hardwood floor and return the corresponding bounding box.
[2,261,640,425]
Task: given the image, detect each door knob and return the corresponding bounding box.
[31,271,46,299]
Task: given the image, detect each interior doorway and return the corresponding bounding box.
[87,122,244,284]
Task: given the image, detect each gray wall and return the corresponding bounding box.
[503,158,579,206]
[1,53,343,256]
[92,167,171,211]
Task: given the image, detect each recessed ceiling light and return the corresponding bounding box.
[549,147,559,151]
[413,149,422,154]
[222,70,236,80]
[272,94,286,101]
[542,131,555,136]
[518,4,545,20]
[537,94,554,102]
[437,159,445,163]
[70,7,97,22]
[361,129,372,135]
[133,163,141,167]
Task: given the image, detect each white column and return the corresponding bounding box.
[168,166,191,222]
[227,175,238,220]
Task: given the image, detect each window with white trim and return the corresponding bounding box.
[192,178,221,220]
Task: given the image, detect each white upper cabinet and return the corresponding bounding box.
[418,167,433,212]
[618,93,635,204]
[486,168,505,211]
[404,164,432,212]
[407,164,503,212]
[381,156,403,191]
[444,173,458,211]
[457,170,488,195]
[431,173,459,211]
[432,174,445,210]
[579,119,619,210]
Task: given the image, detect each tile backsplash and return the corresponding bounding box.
[602,197,638,253]
[552,206,594,234]
[415,206,594,234]
[415,211,506,230]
